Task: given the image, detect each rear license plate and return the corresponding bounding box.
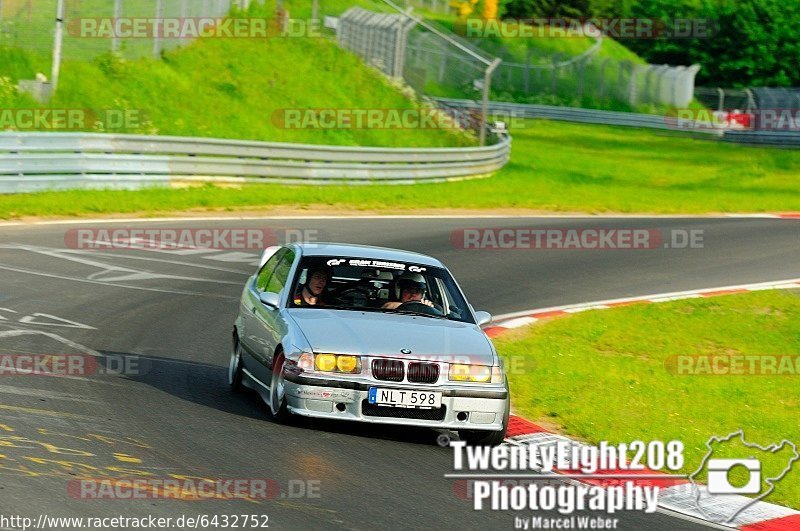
[368,387,442,408]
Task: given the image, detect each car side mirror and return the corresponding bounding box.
[474,311,492,326]
[259,291,280,308]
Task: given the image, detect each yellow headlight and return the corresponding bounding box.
[315,354,337,372]
[336,355,359,373]
[449,364,492,382]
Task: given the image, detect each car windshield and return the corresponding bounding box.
[288,256,475,323]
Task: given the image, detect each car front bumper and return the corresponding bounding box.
[283,373,509,431]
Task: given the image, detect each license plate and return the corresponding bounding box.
[368,387,441,408]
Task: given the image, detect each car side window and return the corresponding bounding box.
[264,249,296,295]
[255,248,286,292]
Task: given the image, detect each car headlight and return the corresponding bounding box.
[313,353,361,374]
[449,364,502,383]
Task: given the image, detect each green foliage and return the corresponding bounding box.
[622,0,800,87]
[499,0,800,87]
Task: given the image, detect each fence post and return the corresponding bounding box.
[616,61,626,101]
[112,0,122,53]
[627,63,639,106]
[598,58,610,100]
[642,65,654,105]
[480,58,501,146]
[577,56,586,101]
[50,0,65,95]
[153,0,163,58]
[523,47,532,94]
[437,43,447,82]
[550,53,561,96]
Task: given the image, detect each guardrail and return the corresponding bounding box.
[0,132,511,193]
[434,97,723,136]
[721,130,800,148]
[437,97,800,148]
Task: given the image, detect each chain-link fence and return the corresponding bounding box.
[0,0,252,80]
[694,87,756,112]
[338,7,701,111]
[337,7,496,144]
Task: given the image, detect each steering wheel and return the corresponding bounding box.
[336,287,371,305]
[395,301,444,316]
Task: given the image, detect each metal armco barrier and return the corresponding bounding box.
[437,98,800,148]
[0,132,511,193]
[434,97,723,135]
[721,130,800,148]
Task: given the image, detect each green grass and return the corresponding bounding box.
[493,289,800,509]
[3,118,800,218]
[0,3,473,147]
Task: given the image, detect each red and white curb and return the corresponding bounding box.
[485,279,800,529]
[483,278,800,338]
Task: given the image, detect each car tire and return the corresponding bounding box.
[460,401,509,446]
[229,342,245,393]
[268,353,291,423]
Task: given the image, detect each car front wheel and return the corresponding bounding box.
[268,353,291,423]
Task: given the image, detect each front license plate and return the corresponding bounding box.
[368,387,442,408]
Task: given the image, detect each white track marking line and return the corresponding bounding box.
[56,248,251,274]
[0,244,241,285]
[0,264,234,299]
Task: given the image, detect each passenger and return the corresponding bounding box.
[294,266,330,306]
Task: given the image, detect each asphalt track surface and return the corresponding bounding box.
[0,216,797,530]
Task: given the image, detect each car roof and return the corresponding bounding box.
[290,242,444,268]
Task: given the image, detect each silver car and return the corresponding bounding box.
[230,243,509,445]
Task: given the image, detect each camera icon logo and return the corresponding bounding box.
[706,458,761,495]
[689,430,799,523]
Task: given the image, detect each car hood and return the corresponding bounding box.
[287,309,495,365]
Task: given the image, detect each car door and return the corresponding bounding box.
[247,248,296,385]
[241,248,287,383]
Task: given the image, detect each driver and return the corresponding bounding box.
[382,272,434,310]
[293,265,331,306]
